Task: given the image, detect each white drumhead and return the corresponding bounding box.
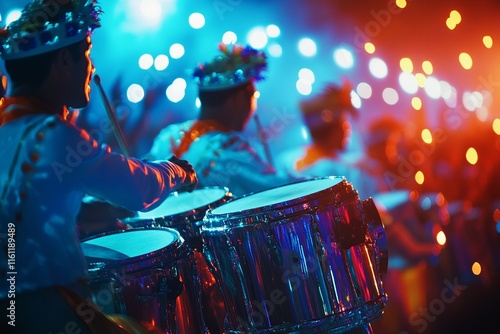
[82,229,177,259]
[137,187,227,219]
[211,177,343,215]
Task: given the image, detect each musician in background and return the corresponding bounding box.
[278,81,378,199]
[0,1,197,333]
[0,72,6,100]
[361,116,444,333]
[354,114,406,193]
[148,43,304,198]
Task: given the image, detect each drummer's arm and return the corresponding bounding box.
[50,121,197,212]
[78,152,197,211]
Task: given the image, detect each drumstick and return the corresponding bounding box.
[93,74,131,157]
[254,114,275,169]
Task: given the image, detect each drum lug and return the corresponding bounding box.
[267,232,282,267]
[311,219,327,256]
[164,276,184,300]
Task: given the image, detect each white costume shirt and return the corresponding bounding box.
[149,120,304,197]
[0,114,191,297]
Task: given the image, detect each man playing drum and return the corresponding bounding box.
[0,1,197,333]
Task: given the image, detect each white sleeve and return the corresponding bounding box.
[45,119,190,211]
[148,122,189,160]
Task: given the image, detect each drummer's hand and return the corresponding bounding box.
[169,155,198,192]
[116,220,132,230]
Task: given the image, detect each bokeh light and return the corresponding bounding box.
[436,231,446,246]
[364,42,376,54]
[138,54,154,70]
[424,76,441,99]
[415,171,424,184]
[399,71,419,94]
[188,12,205,29]
[400,57,413,73]
[298,68,315,84]
[415,73,426,87]
[459,52,473,70]
[154,54,169,71]
[382,87,399,105]
[127,84,145,103]
[140,0,162,22]
[493,119,500,135]
[421,129,433,144]
[369,58,388,79]
[296,79,312,95]
[357,82,372,99]
[247,26,268,49]
[266,24,280,38]
[450,10,462,24]
[396,0,407,8]
[351,91,362,109]
[483,36,493,48]
[422,61,433,75]
[411,97,422,110]
[334,48,354,69]
[446,17,457,30]
[298,38,317,57]
[268,43,283,57]
[166,83,185,103]
[466,147,478,165]
[472,262,482,276]
[5,9,21,26]
[169,43,185,59]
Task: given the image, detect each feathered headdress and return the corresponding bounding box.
[0,0,102,60]
[193,43,267,91]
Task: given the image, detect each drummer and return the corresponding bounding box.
[147,43,305,197]
[0,1,197,333]
[277,81,378,200]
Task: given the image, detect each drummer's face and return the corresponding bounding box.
[66,37,94,109]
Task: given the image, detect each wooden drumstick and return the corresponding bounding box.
[93,74,131,157]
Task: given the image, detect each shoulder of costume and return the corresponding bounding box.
[162,119,195,132]
[36,114,98,147]
[179,119,196,130]
[155,119,195,142]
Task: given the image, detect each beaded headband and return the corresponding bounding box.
[193,43,267,91]
[0,0,102,61]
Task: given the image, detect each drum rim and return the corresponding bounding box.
[206,177,352,219]
[122,186,232,224]
[82,227,187,271]
[80,226,180,242]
